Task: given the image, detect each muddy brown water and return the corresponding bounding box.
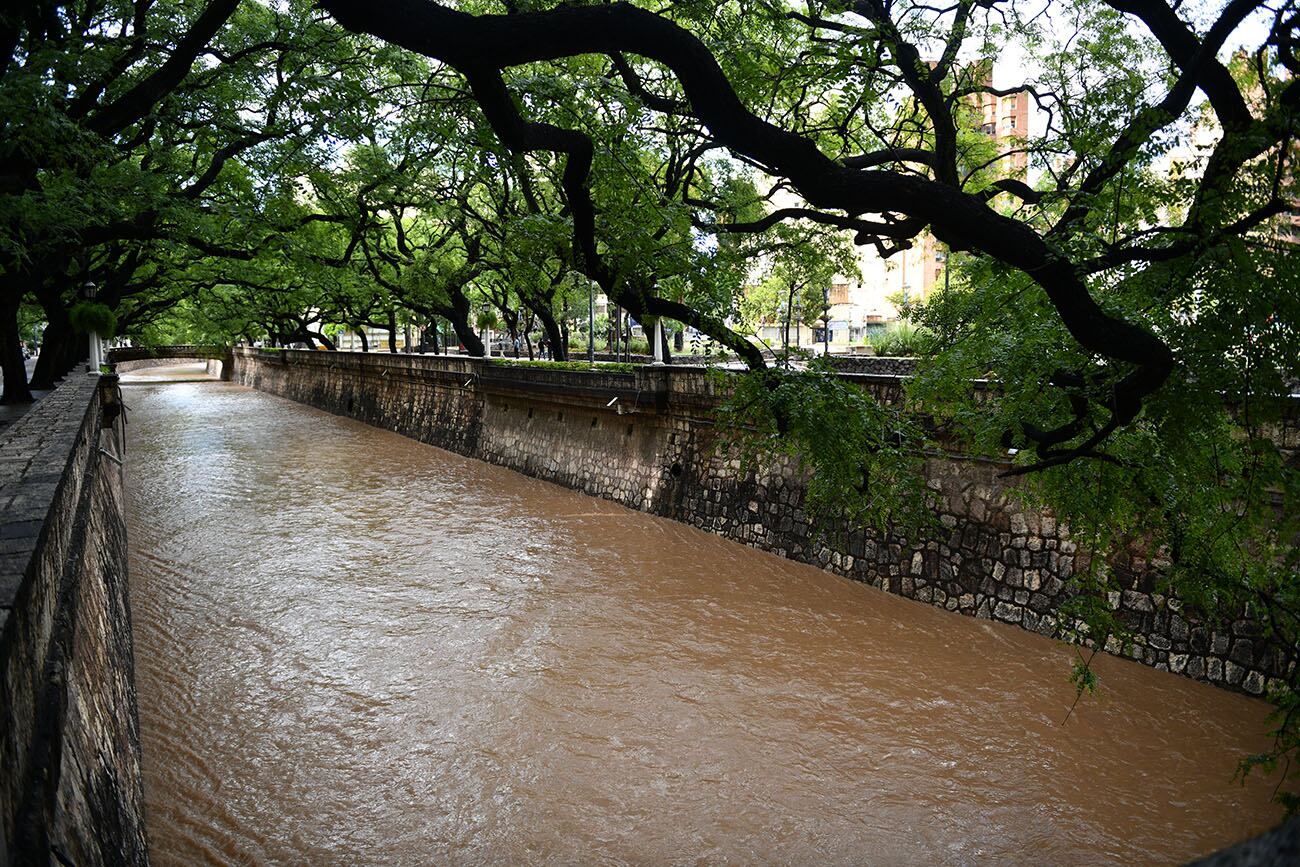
[122,372,1282,865]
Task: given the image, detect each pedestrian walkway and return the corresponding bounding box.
[0,357,55,429]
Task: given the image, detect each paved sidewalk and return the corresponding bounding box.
[0,357,56,429]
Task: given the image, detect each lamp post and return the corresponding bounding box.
[587,280,595,363]
[81,281,102,373]
[822,284,831,357]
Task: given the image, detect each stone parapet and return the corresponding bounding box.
[0,374,147,865]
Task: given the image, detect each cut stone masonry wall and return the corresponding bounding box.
[827,355,919,376]
[233,348,1297,697]
[0,375,147,866]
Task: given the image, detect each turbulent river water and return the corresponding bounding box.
[122,368,1281,865]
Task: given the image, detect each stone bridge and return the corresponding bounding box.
[106,344,233,380]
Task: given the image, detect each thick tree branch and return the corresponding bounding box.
[86,0,241,138]
[318,0,1176,449]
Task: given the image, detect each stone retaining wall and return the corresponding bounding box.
[232,348,1295,697]
[828,355,919,376]
[0,374,147,865]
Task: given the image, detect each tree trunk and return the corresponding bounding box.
[534,305,567,362]
[387,309,398,353]
[357,327,369,352]
[449,291,485,356]
[0,295,33,404]
[497,307,519,357]
[30,318,80,388]
[449,317,485,356]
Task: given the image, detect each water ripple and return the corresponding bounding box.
[124,380,1281,866]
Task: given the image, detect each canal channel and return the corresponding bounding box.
[123,372,1279,864]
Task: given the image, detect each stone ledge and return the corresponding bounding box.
[0,375,99,613]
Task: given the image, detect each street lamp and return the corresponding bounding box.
[81,280,102,373]
[821,284,831,357]
[588,280,595,363]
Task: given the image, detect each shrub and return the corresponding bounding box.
[68,302,117,338]
[871,321,936,357]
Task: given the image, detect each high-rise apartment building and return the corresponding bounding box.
[828,73,1032,347]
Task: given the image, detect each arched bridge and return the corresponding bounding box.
[106,344,234,380]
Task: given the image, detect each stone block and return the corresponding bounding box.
[994,601,1022,622]
[1230,639,1255,667]
[0,519,43,539]
[1122,590,1153,612]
